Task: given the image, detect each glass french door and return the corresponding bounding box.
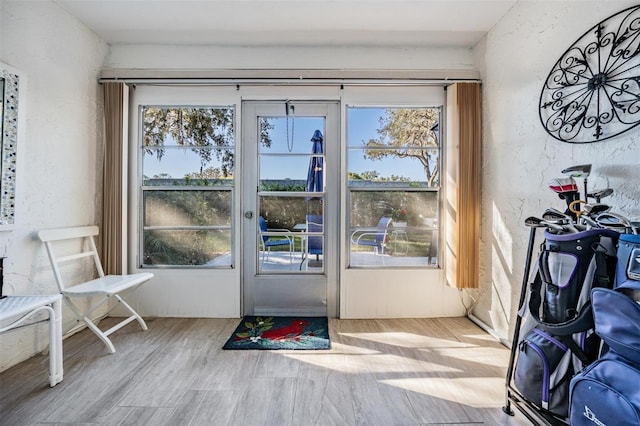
[241,101,339,316]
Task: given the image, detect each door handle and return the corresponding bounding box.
[244,211,254,219]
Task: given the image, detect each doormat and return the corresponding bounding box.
[222,316,330,350]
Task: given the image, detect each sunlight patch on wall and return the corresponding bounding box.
[492,201,512,272]
[490,244,513,332]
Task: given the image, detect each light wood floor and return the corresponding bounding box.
[0,317,528,425]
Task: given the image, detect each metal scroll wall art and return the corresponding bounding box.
[539,5,640,143]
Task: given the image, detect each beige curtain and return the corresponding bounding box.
[101,82,125,275]
[455,82,482,289]
[444,83,482,289]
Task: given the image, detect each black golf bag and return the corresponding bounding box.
[569,233,640,426]
[506,228,619,423]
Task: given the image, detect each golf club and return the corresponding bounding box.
[561,164,592,202]
[525,216,568,233]
[582,203,610,217]
[581,214,601,229]
[577,203,610,229]
[542,207,580,232]
[524,216,573,234]
[587,188,614,203]
[595,211,635,233]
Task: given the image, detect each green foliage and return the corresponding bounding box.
[143,230,215,266]
[234,317,276,341]
[142,107,274,177]
[350,191,437,227]
[364,108,440,186]
[143,107,235,175]
[357,171,411,182]
[143,190,232,265]
[260,181,306,192]
[359,170,380,180]
[184,166,226,180]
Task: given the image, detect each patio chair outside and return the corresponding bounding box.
[306,214,323,268]
[351,216,393,255]
[259,216,293,263]
[38,225,153,354]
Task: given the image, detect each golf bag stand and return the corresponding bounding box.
[503,228,619,425]
[503,226,538,418]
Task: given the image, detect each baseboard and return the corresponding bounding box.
[253,306,327,317]
[467,313,511,349]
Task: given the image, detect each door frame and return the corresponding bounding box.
[240,100,340,317]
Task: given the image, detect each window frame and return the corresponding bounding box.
[138,104,236,269]
[345,105,442,269]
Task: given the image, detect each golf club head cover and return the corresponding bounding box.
[549,177,579,194]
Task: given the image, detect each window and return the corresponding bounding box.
[140,106,235,267]
[347,106,441,267]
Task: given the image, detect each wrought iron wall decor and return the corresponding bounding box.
[539,5,640,143]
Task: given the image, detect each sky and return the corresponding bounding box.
[143,107,436,182]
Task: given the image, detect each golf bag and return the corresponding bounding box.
[615,233,640,289]
[569,233,640,426]
[512,229,619,418]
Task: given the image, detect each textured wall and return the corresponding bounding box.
[105,45,474,71]
[0,1,108,371]
[474,0,640,341]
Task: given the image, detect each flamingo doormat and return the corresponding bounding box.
[222,316,330,350]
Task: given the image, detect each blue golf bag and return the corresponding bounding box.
[569,233,640,426]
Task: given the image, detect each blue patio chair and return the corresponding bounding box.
[351,216,393,255]
[259,216,293,263]
[306,214,323,268]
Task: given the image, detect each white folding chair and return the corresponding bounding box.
[38,225,153,354]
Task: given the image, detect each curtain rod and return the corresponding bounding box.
[97,78,480,86]
[98,68,481,85]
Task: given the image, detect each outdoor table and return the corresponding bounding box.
[391,227,409,255]
[294,223,308,269]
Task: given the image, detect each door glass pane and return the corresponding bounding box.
[257,116,326,273]
[259,117,325,155]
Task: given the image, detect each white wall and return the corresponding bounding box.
[0,1,108,371]
[474,0,640,342]
[106,44,474,71]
